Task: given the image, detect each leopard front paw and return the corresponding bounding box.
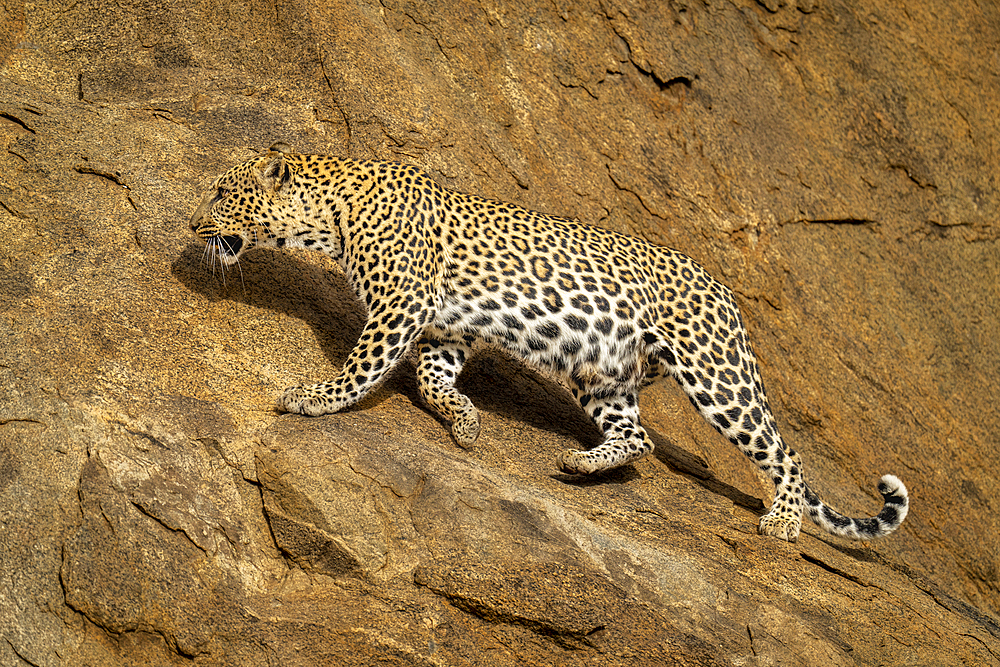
[758,511,802,542]
[451,405,481,449]
[278,385,339,417]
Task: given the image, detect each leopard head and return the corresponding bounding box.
[189,142,298,265]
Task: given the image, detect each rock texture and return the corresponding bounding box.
[1,0,999,665]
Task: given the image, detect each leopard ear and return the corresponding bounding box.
[256,146,293,193]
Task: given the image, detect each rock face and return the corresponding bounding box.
[1,0,998,664]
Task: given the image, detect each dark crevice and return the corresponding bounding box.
[58,541,199,659]
[910,579,1000,641]
[0,199,29,219]
[746,625,758,657]
[608,20,697,94]
[640,68,694,92]
[415,581,602,650]
[74,163,129,188]
[127,499,208,555]
[786,218,876,226]
[889,163,937,189]
[605,164,668,222]
[0,418,46,428]
[800,552,867,586]
[0,112,36,134]
[113,422,170,449]
[630,55,697,94]
[251,471,296,570]
[5,638,43,667]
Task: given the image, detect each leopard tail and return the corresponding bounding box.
[803,474,909,540]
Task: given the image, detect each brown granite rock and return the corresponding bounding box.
[1,0,998,665]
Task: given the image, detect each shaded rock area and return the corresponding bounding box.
[1,0,998,664]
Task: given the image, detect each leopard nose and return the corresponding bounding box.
[189,196,214,232]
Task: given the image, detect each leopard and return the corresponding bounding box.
[189,143,909,542]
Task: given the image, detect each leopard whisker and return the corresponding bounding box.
[199,237,217,278]
[231,249,247,295]
[210,238,225,284]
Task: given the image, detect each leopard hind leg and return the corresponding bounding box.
[654,331,809,541]
[662,322,909,542]
[557,379,655,475]
[416,329,481,447]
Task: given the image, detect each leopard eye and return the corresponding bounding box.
[217,187,232,198]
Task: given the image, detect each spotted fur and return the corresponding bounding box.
[189,144,909,542]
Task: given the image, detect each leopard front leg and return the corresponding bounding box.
[415,329,480,447]
[279,296,432,416]
[557,383,654,475]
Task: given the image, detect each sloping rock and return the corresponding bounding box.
[1,0,999,665]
